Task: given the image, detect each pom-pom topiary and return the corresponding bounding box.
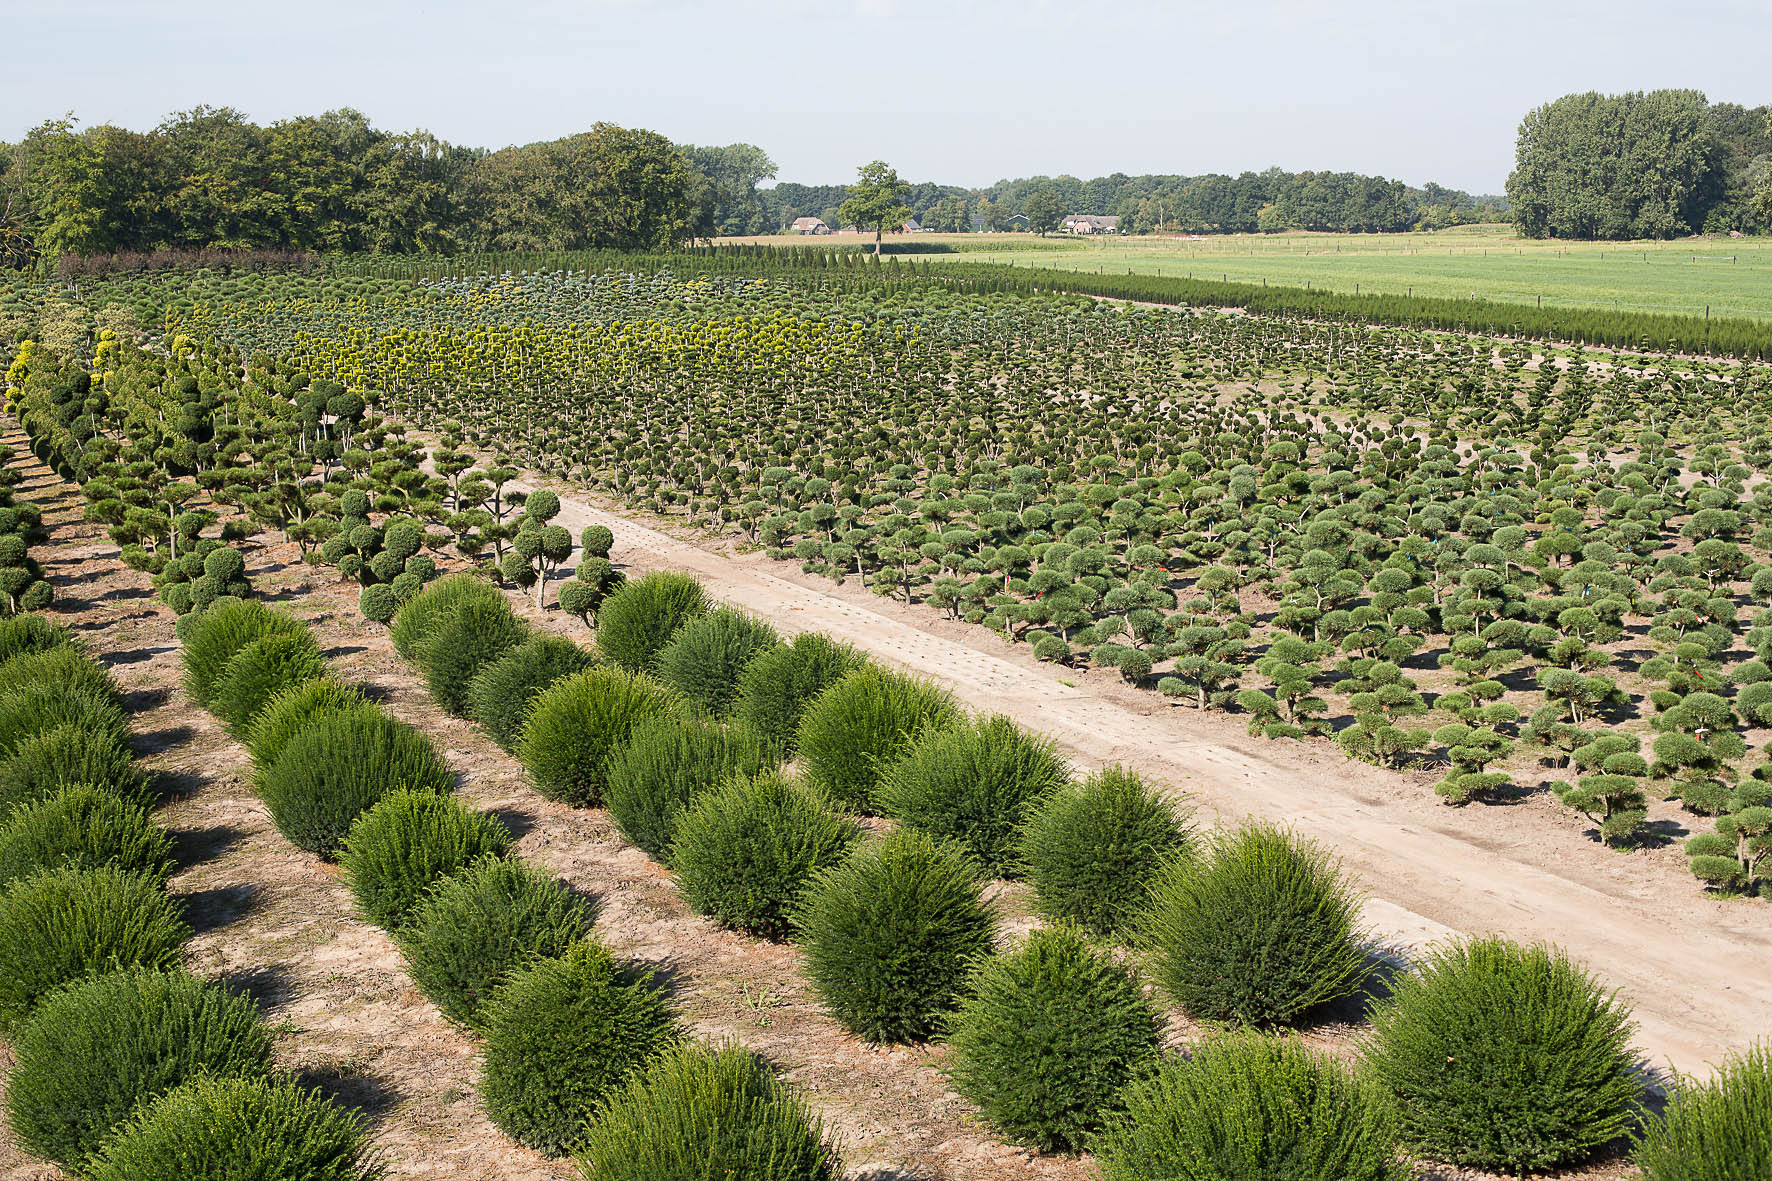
[1633,1042,1772,1181]
[605,714,767,859]
[595,571,707,672]
[4,968,272,1172]
[795,666,956,813]
[180,599,306,708]
[389,571,503,660]
[414,593,530,716]
[400,856,595,1030]
[669,771,858,940]
[945,924,1162,1152]
[518,667,676,807]
[339,789,513,930]
[731,632,864,757]
[0,723,150,821]
[358,582,398,624]
[212,628,328,734]
[0,784,173,888]
[655,608,780,719]
[466,634,594,751]
[1140,821,1367,1028]
[480,940,677,1156]
[244,678,373,772]
[1362,935,1644,1172]
[0,679,129,758]
[793,828,996,1043]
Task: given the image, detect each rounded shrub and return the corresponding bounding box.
[1020,764,1190,938]
[181,599,306,708]
[1094,1033,1412,1181]
[0,612,75,662]
[0,645,123,711]
[731,632,864,757]
[1140,822,1367,1028]
[481,940,677,1156]
[83,1074,380,1181]
[400,855,595,1030]
[415,593,529,716]
[244,678,373,772]
[876,714,1069,877]
[0,784,173,888]
[339,789,513,930]
[0,723,150,821]
[670,771,859,940]
[518,667,676,807]
[257,708,454,858]
[795,666,957,813]
[0,865,191,1034]
[655,608,780,719]
[389,571,503,659]
[945,924,1162,1152]
[1362,935,1643,1172]
[793,828,996,1043]
[212,628,328,734]
[1633,1042,1772,1181]
[605,714,767,859]
[595,570,707,672]
[467,634,594,751]
[576,1042,840,1181]
[358,582,398,624]
[4,967,272,1172]
[0,678,129,758]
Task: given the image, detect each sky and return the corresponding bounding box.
[5,0,1768,195]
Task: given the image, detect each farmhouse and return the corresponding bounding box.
[901,218,924,233]
[1001,212,1030,230]
[790,216,831,234]
[1062,214,1120,234]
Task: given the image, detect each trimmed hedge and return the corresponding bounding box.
[731,632,864,757]
[795,666,956,813]
[655,608,780,719]
[213,629,328,734]
[1633,1042,1772,1181]
[467,634,595,751]
[595,571,708,672]
[0,784,174,888]
[0,723,151,822]
[339,789,513,930]
[518,667,676,807]
[605,714,767,859]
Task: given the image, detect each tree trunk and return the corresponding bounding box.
[874,226,882,256]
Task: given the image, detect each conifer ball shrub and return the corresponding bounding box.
[595,570,708,672]
[877,714,1069,877]
[180,598,305,709]
[359,582,398,624]
[480,940,676,1156]
[212,628,328,735]
[793,828,996,1043]
[1094,1033,1412,1181]
[389,571,503,660]
[0,785,174,888]
[731,632,865,757]
[0,678,129,758]
[1633,1042,1772,1181]
[0,611,74,662]
[795,666,957,814]
[0,723,150,821]
[1020,764,1189,938]
[0,645,123,712]
[339,789,513,930]
[4,968,273,1172]
[244,678,373,773]
[669,771,860,940]
[518,667,676,807]
[605,714,767,859]
[0,865,191,1033]
[576,1042,840,1181]
[581,524,614,558]
[400,856,594,1029]
[466,634,595,751]
[655,608,781,719]
[945,924,1162,1152]
[83,1074,381,1181]
[1140,822,1367,1027]
[257,708,454,858]
[415,593,529,716]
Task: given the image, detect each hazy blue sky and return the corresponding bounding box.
[7,0,1768,193]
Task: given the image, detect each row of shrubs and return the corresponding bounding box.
[0,613,380,1179]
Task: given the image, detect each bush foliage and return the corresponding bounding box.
[390,571,502,660]
[213,629,328,734]
[731,632,863,757]
[518,667,676,807]
[1633,1042,1772,1181]
[339,789,513,930]
[244,678,373,772]
[0,646,123,712]
[181,599,306,708]
[466,634,594,751]
[0,612,75,663]
[596,571,708,673]
[605,714,767,859]
[415,593,530,716]
[795,666,956,813]
[0,723,150,822]
[0,679,129,758]
[0,784,174,888]
[655,608,780,719]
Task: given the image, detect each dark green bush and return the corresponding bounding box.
[181,599,306,708]
[793,828,995,1043]
[876,714,1069,877]
[415,593,529,716]
[731,632,863,757]
[84,1074,381,1181]
[244,678,373,772]
[0,784,173,888]
[605,714,767,859]
[575,1042,840,1181]
[0,723,150,821]
[655,608,780,719]
[389,570,502,660]
[4,967,272,1172]
[669,771,859,940]
[339,789,513,930]
[595,571,707,672]
[945,924,1162,1152]
[1094,1033,1412,1181]
[0,612,75,663]
[795,666,956,813]
[467,634,595,750]
[0,679,129,758]
[400,855,595,1030]
[1020,765,1190,938]
[1633,1042,1772,1181]
[0,646,123,712]
[358,582,398,624]
[1140,822,1366,1027]
[518,667,676,807]
[257,708,454,858]
[213,628,328,734]
[1362,935,1644,1172]
[481,940,677,1157]
[0,865,191,1034]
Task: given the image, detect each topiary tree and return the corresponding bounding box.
[1362,935,1643,1173]
[0,723,150,822]
[414,593,530,716]
[466,634,595,751]
[655,608,781,719]
[1552,737,1651,846]
[339,789,513,930]
[211,628,328,735]
[358,582,398,625]
[1430,721,1514,805]
[730,632,864,757]
[604,714,767,860]
[1632,1041,1772,1181]
[795,665,956,813]
[1685,780,1772,896]
[596,571,708,672]
[518,667,677,807]
[0,784,173,889]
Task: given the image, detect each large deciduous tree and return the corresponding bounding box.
[839,161,912,256]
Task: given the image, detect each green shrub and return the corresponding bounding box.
[83,1074,380,1181]
[481,940,677,1156]
[389,570,503,660]
[793,828,995,1043]
[655,609,780,719]
[401,856,595,1030]
[0,679,129,758]
[257,708,454,858]
[244,678,373,772]
[595,571,707,672]
[358,582,398,624]
[0,612,75,663]
[1094,1033,1412,1181]
[1140,822,1366,1027]
[1634,1042,1772,1181]
[415,593,529,715]
[876,714,1069,876]
[606,714,767,859]
[575,1042,840,1181]
[669,771,859,940]
[731,632,863,757]
[945,924,1162,1152]
[339,789,513,930]
[181,599,306,708]
[518,667,676,807]
[0,865,191,1034]
[4,968,272,1172]
[0,723,150,821]
[212,629,328,734]
[1362,935,1643,1172]
[795,666,956,813]
[0,646,123,712]
[467,634,595,750]
[1020,765,1189,938]
[0,784,173,888]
